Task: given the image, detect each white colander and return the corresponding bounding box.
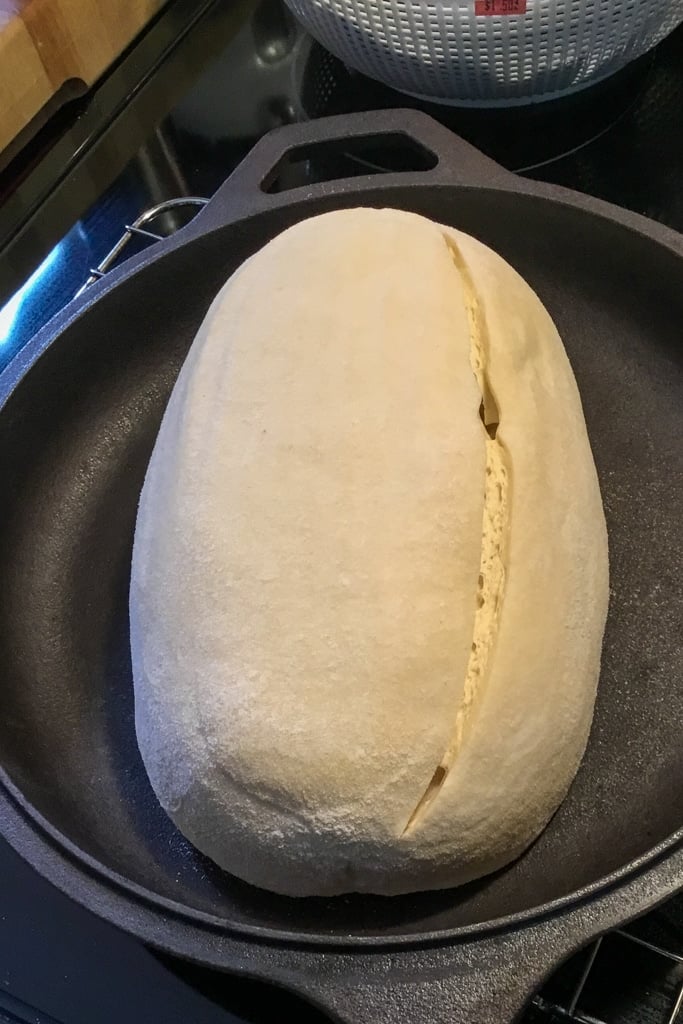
[283,0,683,105]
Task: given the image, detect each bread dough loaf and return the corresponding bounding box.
[130,208,608,897]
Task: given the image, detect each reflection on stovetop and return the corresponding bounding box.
[156,956,330,1023]
[295,38,654,173]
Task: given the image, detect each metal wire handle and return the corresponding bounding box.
[74,196,208,298]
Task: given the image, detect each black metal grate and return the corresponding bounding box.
[530,920,683,1023]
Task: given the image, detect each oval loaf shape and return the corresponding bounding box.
[130,208,609,897]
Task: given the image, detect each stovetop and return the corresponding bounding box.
[2,0,683,364]
[0,2,681,1021]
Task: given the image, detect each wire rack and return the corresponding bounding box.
[74,196,209,297]
[79,197,683,1024]
[530,927,683,1024]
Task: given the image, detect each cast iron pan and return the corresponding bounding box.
[0,110,681,1024]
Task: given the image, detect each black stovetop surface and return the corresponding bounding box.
[0,3,681,1021]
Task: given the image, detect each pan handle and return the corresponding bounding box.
[183,109,515,236]
[257,835,683,1024]
[243,924,562,1024]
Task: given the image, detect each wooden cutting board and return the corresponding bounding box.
[0,0,167,156]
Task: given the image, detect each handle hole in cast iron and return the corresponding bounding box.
[261,133,438,193]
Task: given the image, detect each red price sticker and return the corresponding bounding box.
[475,0,527,13]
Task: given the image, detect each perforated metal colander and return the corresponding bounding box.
[283,0,683,105]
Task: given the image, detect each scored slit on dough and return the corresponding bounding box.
[402,236,511,837]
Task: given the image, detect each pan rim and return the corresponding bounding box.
[1,176,682,416]
[0,766,681,949]
[0,177,681,953]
